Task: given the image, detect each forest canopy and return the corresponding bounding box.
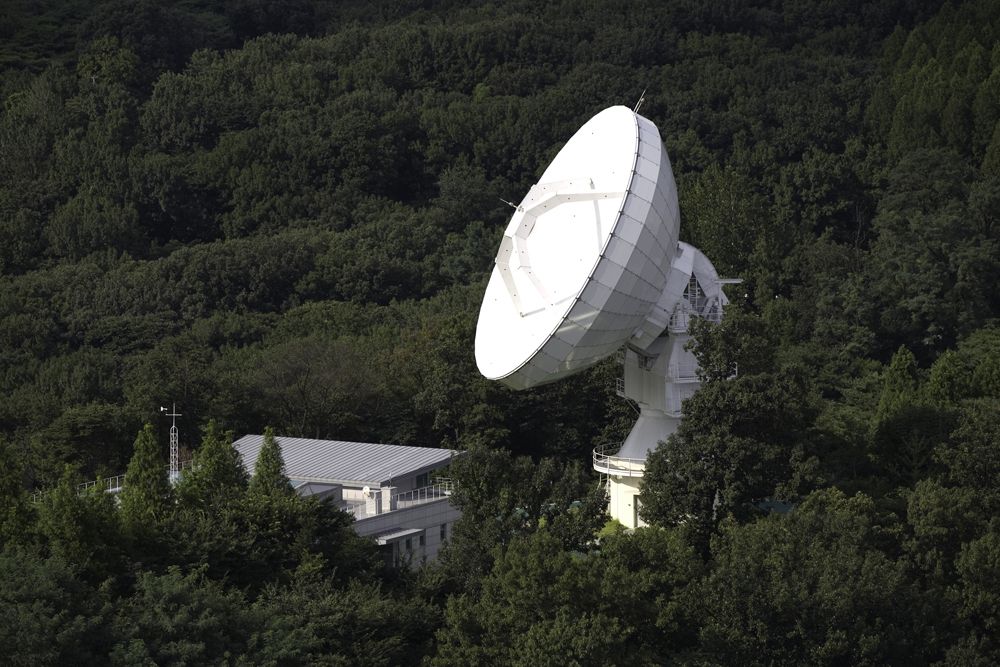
[1,0,999,664]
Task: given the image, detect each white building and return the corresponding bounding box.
[234,434,462,566]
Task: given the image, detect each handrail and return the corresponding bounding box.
[392,480,455,506]
[667,362,700,380]
[30,459,195,502]
[345,479,457,519]
[342,499,368,518]
[592,444,647,477]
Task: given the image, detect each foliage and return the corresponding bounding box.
[110,566,250,665]
[0,548,113,666]
[34,465,123,583]
[867,346,954,487]
[0,437,33,547]
[640,369,819,548]
[248,426,293,497]
[174,419,246,507]
[433,526,701,665]
[1,0,998,663]
[694,489,918,665]
[940,399,1000,491]
[248,569,440,666]
[440,447,605,592]
[687,306,776,381]
[118,423,173,534]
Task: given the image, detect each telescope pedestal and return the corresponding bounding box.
[595,244,729,529]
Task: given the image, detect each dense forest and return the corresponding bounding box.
[1,0,999,664]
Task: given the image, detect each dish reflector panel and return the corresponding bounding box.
[475,106,680,390]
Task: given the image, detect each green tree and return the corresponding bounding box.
[34,465,122,583]
[926,349,966,404]
[248,567,438,666]
[865,148,998,355]
[695,489,920,665]
[441,448,604,592]
[874,345,920,422]
[118,423,173,533]
[945,527,1000,665]
[169,480,375,593]
[904,479,993,590]
[640,370,818,548]
[242,337,378,440]
[434,526,701,665]
[0,438,33,548]
[687,306,776,382]
[110,566,251,665]
[434,529,628,666]
[28,402,136,487]
[175,420,247,507]
[248,426,293,497]
[679,161,771,277]
[937,398,1000,492]
[0,548,112,666]
[925,328,1000,404]
[869,347,952,488]
[594,526,703,657]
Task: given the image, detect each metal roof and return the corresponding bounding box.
[233,434,459,488]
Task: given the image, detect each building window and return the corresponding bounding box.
[419,533,426,547]
[405,537,412,551]
[415,472,429,488]
[440,523,447,541]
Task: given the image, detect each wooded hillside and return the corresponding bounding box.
[1,1,998,664]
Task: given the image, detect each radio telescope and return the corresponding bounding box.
[474,105,735,528]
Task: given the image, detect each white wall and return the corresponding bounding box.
[353,497,462,563]
[608,476,646,529]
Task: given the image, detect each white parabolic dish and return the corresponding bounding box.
[475,105,681,390]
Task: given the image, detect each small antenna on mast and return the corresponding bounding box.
[633,89,646,114]
[160,403,182,483]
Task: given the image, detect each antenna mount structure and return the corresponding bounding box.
[474,105,734,529]
[160,403,182,483]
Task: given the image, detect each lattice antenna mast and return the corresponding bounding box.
[160,403,182,483]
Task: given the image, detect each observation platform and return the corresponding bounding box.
[592,444,646,478]
[338,479,456,520]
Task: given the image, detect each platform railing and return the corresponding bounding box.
[79,474,127,494]
[342,498,369,518]
[31,459,194,502]
[392,479,455,508]
[667,362,700,380]
[344,479,457,519]
[592,444,647,477]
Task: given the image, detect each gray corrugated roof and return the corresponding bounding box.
[233,434,459,487]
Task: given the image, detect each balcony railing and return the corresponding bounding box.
[342,499,369,518]
[593,444,646,477]
[393,479,455,508]
[344,479,457,519]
